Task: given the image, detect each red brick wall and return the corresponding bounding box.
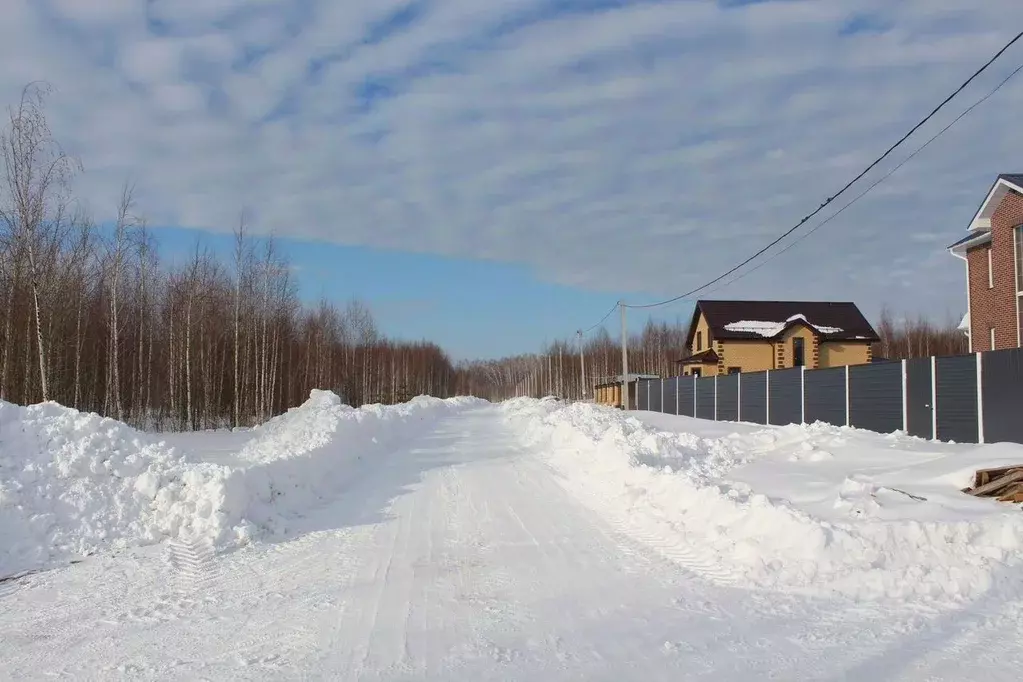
[968,189,1023,350]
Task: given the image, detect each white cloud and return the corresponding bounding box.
[2,0,1023,326]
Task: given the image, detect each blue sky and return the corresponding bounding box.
[153,225,687,360]
[2,0,1022,358]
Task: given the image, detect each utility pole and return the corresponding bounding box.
[620,302,629,410]
[577,330,586,401]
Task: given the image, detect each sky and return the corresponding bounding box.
[1,0,1022,359]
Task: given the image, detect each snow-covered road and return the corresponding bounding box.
[3,404,1023,680]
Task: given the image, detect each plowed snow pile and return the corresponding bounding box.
[0,391,480,577]
[504,398,1023,604]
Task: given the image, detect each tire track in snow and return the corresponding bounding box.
[528,450,748,588]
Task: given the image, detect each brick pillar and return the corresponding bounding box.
[716,341,726,374]
[775,341,785,369]
[811,334,820,369]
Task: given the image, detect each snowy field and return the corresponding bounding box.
[2,393,1023,680]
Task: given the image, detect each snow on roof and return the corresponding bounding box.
[723,314,843,338]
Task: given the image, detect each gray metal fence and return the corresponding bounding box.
[632,349,1023,444]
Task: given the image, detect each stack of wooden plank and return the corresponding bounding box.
[964,466,1023,503]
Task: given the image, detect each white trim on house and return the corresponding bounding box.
[969,177,1023,230]
[966,255,973,352]
[949,231,992,259]
[988,248,994,288]
[1016,223,1022,348]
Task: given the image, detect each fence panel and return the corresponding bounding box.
[695,377,716,420]
[906,357,933,439]
[982,349,1023,443]
[935,355,978,443]
[849,362,903,434]
[678,376,695,417]
[804,367,846,427]
[739,371,767,424]
[664,377,679,416]
[636,379,649,411]
[716,374,739,421]
[768,368,802,426]
[649,379,663,413]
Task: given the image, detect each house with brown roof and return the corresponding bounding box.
[677,300,879,377]
[948,174,1023,351]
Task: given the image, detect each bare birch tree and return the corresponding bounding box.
[0,83,78,401]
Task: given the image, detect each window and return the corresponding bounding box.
[691,367,702,378]
[727,367,741,374]
[695,331,702,351]
[991,327,997,350]
[793,337,805,367]
[989,247,994,288]
[1016,225,1023,294]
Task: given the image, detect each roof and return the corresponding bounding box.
[686,300,879,346]
[593,373,659,388]
[947,231,990,249]
[676,349,719,365]
[947,230,991,257]
[965,174,1023,232]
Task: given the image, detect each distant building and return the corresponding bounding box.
[676,300,879,376]
[948,174,1023,350]
[594,374,659,408]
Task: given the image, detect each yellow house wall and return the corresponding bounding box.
[681,363,719,377]
[777,324,818,368]
[718,341,774,373]
[691,314,713,353]
[819,342,871,367]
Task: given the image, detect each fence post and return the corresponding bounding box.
[737,372,742,423]
[766,369,771,425]
[901,359,908,433]
[976,352,985,444]
[675,376,680,416]
[662,378,666,414]
[714,374,719,421]
[693,374,698,417]
[800,366,806,424]
[646,380,651,411]
[844,365,850,427]
[930,355,938,441]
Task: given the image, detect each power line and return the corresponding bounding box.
[580,301,620,335]
[698,60,1023,298]
[625,30,1023,311]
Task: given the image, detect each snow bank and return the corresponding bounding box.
[503,399,1023,603]
[0,392,482,577]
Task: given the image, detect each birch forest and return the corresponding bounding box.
[0,84,461,429]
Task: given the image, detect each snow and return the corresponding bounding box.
[724,314,844,337]
[0,391,481,577]
[504,401,1023,602]
[3,396,1023,679]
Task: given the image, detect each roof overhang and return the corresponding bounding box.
[948,231,992,260]
[968,176,1023,231]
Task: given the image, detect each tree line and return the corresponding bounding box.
[0,84,463,429]
[455,311,970,402]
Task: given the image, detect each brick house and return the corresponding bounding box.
[676,300,878,376]
[948,174,1023,351]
